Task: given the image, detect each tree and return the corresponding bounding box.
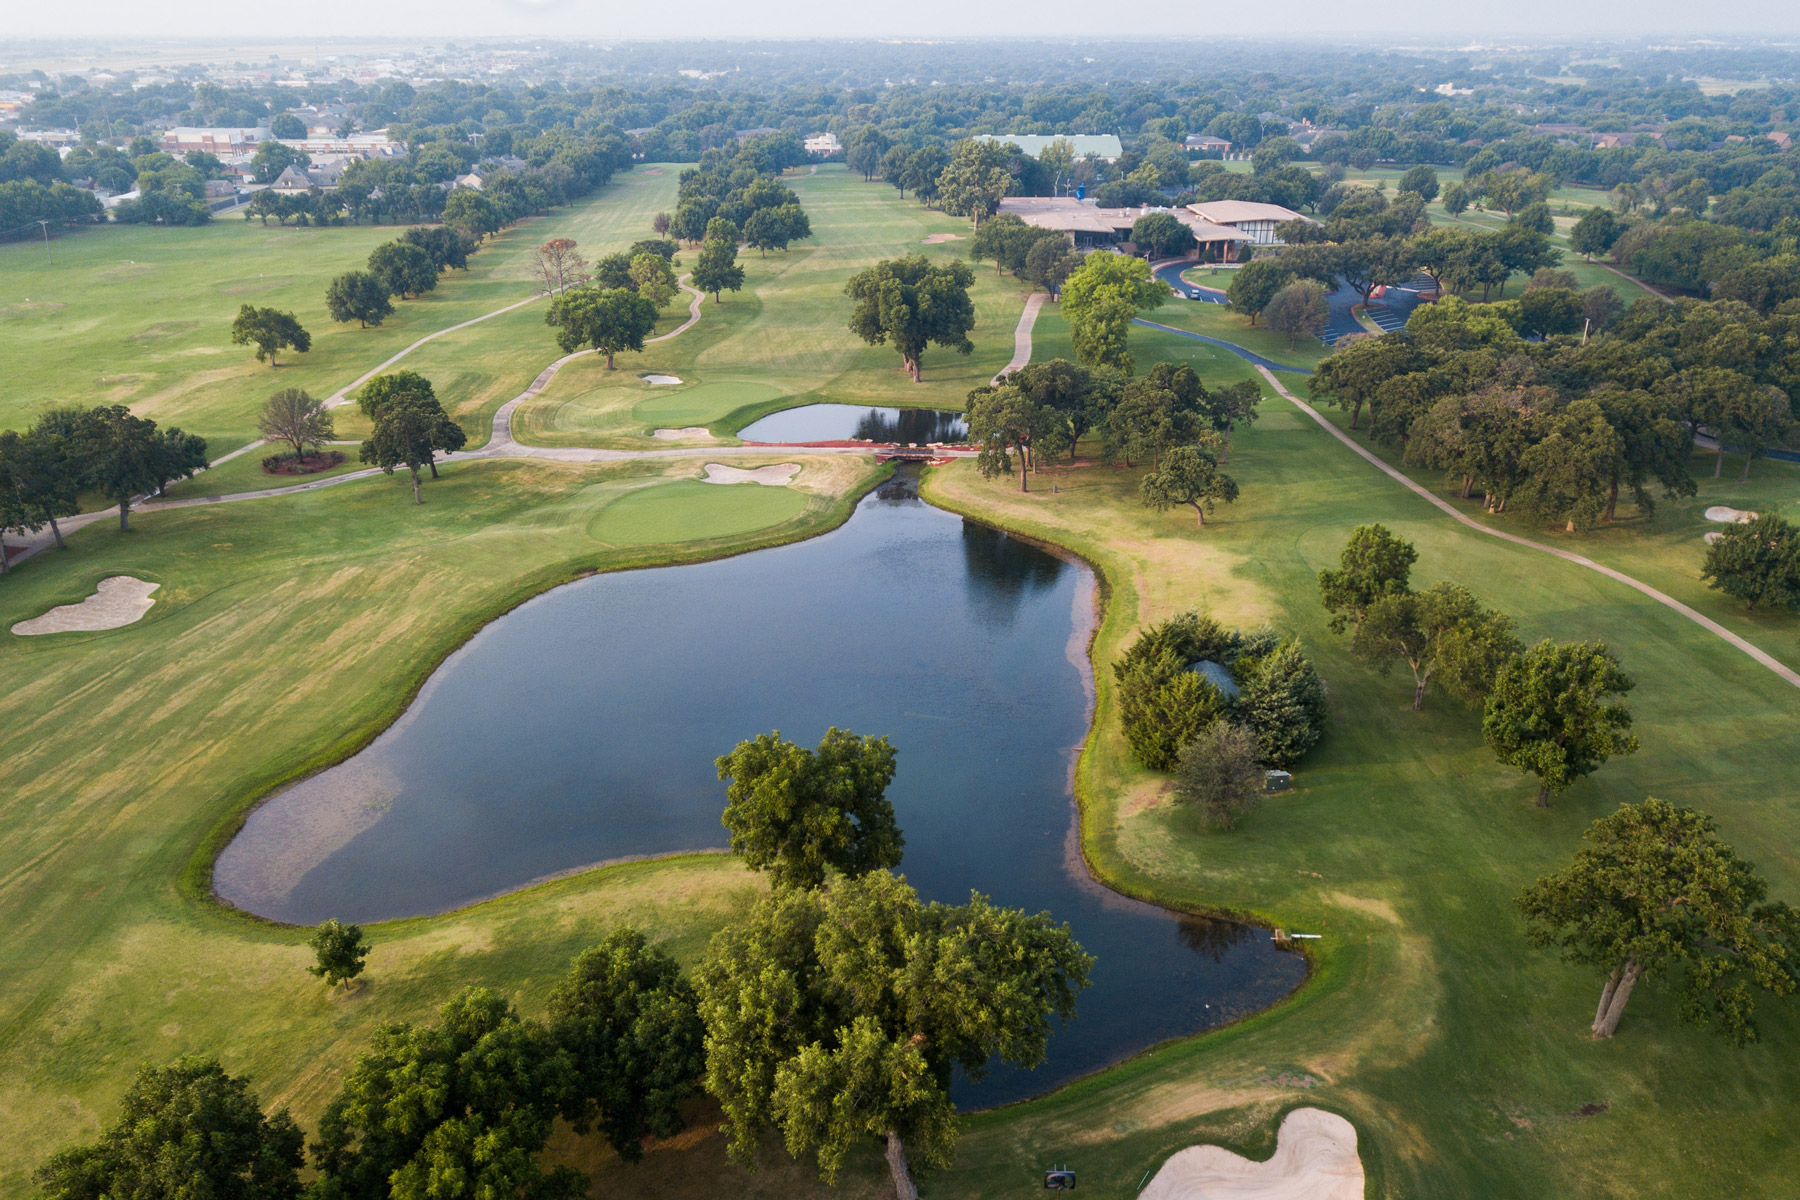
[1483,640,1639,806]
[1139,439,1239,527]
[257,388,334,460]
[1311,333,1427,430]
[1336,235,1416,305]
[1261,279,1329,348]
[1317,523,1417,633]
[250,140,306,183]
[691,235,745,303]
[367,241,438,299]
[75,405,174,531]
[651,210,672,238]
[359,391,467,503]
[307,919,369,988]
[230,305,311,366]
[1702,513,1800,612]
[545,285,659,369]
[1570,207,1621,260]
[844,255,977,382]
[151,426,209,497]
[743,204,810,256]
[1129,212,1194,259]
[1171,722,1265,829]
[693,871,1091,1200]
[356,369,436,421]
[1398,164,1439,201]
[1223,258,1291,326]
[1440,182,1469,216]
[530,236,587,294]
[1514,399,1625,531]
[309,988,583,1200]
[628,250,679,309]
[547,929,705,1161]
[1024,236,1082,298]
[0,419,80,552]
[1236,638,1330,767]
[715,728,903,889]
[935,138,1013,229]
[1060,252,1167,374]
[442,188,500,239]
[324,270,394,329]
[1517,798,1800,1041]
[1352,581,1520,710]
[402,225,472,272]
[34,1056,302,1200]
[270,113,306,139]
[966,384,1044,491]
[1117,647,1232,771]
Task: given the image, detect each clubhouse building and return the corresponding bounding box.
[998,196,1314,259]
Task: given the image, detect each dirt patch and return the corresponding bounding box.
[0,300,68,319]
[701,462,800,487]
[1139,1107,1364,1200]
[263,450,346,475]
[652,427,713,440]
[1705,505,1758,523]
[132,320,199,340]
[921,233,963,244]
[13,577,160,636]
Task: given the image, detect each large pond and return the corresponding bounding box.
[216,473,1303,1107]
[738,404,967,444]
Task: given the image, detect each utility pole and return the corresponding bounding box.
[36,219,52,265]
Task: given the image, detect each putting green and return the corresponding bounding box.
[587,479,809,546]
[633,381,787,425]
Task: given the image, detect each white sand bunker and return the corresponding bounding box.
[701,462,800,487]
[1704,531,1725,545]
[1705,505,1759,523]
[13,576,160,636]
[653,426,714,440]
[641,374,682,385]
[921,233,963,244]
[1139,1108,1363,1200]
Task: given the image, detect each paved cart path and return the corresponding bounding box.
[1257,364,1800,691]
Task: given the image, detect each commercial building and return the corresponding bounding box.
[998,196,1250,258]
[804,131,842,155]
[161,126,273,154]
[1184,200,1313,245]
[974,134,1123,162]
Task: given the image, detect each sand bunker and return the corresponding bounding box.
[653,426,714,440]
[13,576,160,636]
[641,374,683,385]
[1705,505,1758,523]
[701,462,800,487]
[1704,531,1725,545]
[921,233,963,244]
[1139,1108,1363,1200]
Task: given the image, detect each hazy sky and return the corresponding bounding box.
[6,0,1799,42]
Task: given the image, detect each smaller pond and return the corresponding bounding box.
[739,404,967,444]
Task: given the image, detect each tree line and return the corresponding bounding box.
[38,728,1092,1200]
[0,407,207,562]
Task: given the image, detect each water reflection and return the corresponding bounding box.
[217,470,1303,1108]
[1178,916,1258,963]
[738,403,967,444]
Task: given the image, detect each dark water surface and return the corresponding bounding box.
[216,475,1303,1106]
[738,403,967,444]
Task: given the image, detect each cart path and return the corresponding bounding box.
[994,292,1047,383]
[1256,365,1800,690]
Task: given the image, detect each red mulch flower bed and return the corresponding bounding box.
[262,450,346,476]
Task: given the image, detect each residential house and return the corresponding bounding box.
[1185,135,1233,155]
[1768,131,1793,152]
[804,131,842,155]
